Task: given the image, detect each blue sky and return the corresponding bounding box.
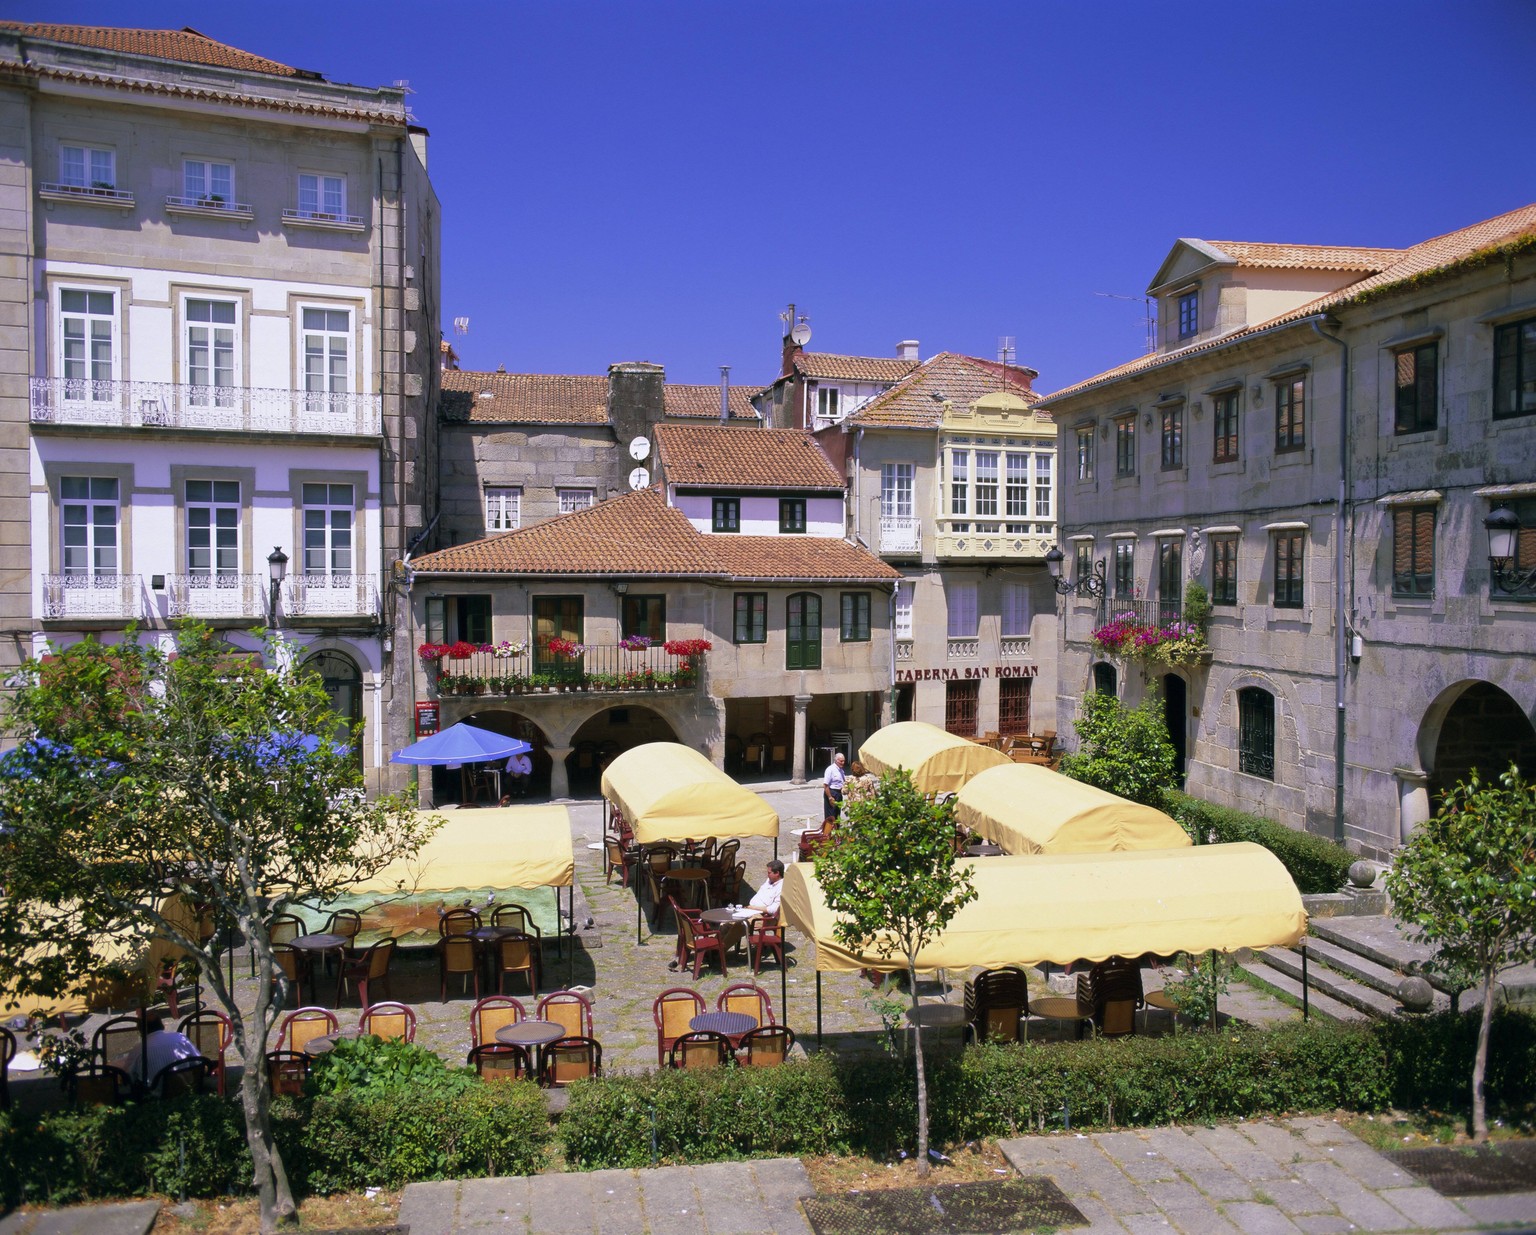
[14,1,1536,391]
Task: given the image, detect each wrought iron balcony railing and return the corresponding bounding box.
[280,574,379,619]
[1101,597,1185,628]
[879,516,922,556]
[30,377,382,436]
[43,573,142,620]
[429,643,702,696]
[166,574,267,619]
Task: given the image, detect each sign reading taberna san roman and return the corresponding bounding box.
[895,664,1038,683]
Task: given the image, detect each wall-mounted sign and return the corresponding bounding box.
[895,664,1038,683]
[415,701,441,736]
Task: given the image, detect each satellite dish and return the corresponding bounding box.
[629,467,650,490]
[790,322,812,346]
[628,435,650,461]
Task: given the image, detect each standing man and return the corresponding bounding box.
[823,750,847,823]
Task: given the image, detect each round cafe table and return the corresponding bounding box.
[700,907,756,928]
[290,932,347,954]
[495,1019,567,1050]
[689,1011,756,1037]
[303,1028,371,1056]
[1033,995,1094,1040]
[904,1003,968,1029]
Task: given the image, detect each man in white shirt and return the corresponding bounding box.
[113,1017,201,1087]
[681,860,784,965]
[823,751,847,822]
[503,750,533,799]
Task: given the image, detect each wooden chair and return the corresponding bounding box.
[494,932,539,999]
[273,943,310,1006]
[470,995,525,1047]
[492,904,542,948]
[748,911,786,975]
[359,1001,416,1043]
[468,1042,531,1082]
[74,1063,133,1106]
[439,934,480,1001]
[653,987,705,1066]
[336,938,396,1007]
[270,913,305,946]
[92,1014,145,1070]
[0,1026,14,1109]
[740,1024,795,1067]
[676,912,728,979]
[277,1007,338,1054]
[669,1030,732,1069]
[439,907,481,937]
[604,837,635,888]
[540,1035,602,1087]
[178,1009,232,1097]
[265,1050,309,1098]
[151,1056,209,1098]
[537,990,593,1040]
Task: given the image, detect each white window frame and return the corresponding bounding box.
[946,580,978,639]
[60,476,120,577]
[1034,453,1053,522]
[1001,581,1031,638]
[974,450,999,518]
[894,580,914,640]
[60,143,115,189]
[485,486,521,532]
[297,172,346,219]
[184,297,240,407]
[557,488,594,514]
[300,305,352,401]
[948,445,970,526]
[57,287,118,400]
[302,482,354,577]
[881,463,913,520]
[183,158,234,205]
[816,387,841,421]
[185,479,241,578]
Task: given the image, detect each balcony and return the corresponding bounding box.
[39,182,134,209]
[429,644,704,698]
[164,194,255,222]
[879,516,922,557]
[30,378,382,437]
[1102,597,1184,628]
[43,574,141,621]
[933,520,1052,562]
[166,574,266,620]
[281,574,379,620]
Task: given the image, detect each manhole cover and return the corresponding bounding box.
[1384,1140,1536,1196]
[802,1178,1086,1235]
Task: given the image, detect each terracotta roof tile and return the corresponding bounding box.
[411,486,898,582]
[848,352,1044,429]
[656,424,844,490]
[440,369,609,425]
[792,352,920,383]
[1042,203,1536,405]
[663,383,762,420]
[1203,241,1402,272]
[0,22,302,77]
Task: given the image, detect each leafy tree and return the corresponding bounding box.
[813,768,976,1177]
[1058,689,1179,809]
[0,624,437,1231]
[1385,764,1536,1141]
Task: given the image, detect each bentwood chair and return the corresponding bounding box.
[492,903,542,947]
[359,1001,416,1043]
[469,995,525,1048]
[178,1009,233,1097]
[718,983,775,1047]
[438,934,480,1001]
[273,943,310,1007]
[336,938,396,1007]
[740,1024,795,1067]
[265,1050,309,1098]
[669,1030,733,1070]
[540,1036,602,1088]
[74,1063,134,1106]
[537,990,594,1040]
[653,987,705,1066]
[494,932,540,999]
[92,1014,146,1072]
[269,913,305,946]
[277,1007,338,1054]
[439,908,481,937]
[468,1042,532,1082]
[151,1056,210,1098]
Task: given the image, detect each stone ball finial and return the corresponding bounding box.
[1396,976,1434,1013]
[1348,860,1377,889]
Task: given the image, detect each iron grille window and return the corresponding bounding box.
[733,592,766,643]
[1238,687,1275,780]
[1493,316,1536,420]
[1177,291,1199,339]
[1392,506,1435,598]
[1212,390,1240,462]
[1160,404,1184,469]
[999,678,1032,737]
[1274,531,1304,608]
[1394,342,1439,434]
[1113,541,1135,599]
[1157,539,1182,621]
[1275,378,1305,452]
[839,591,871,641]
[1092,662,1118,696]
[944,679,979,737]
[779,498,806,533]
[1211,535,1238,605]
[1115,416,1136,476]
[712,497,739,533]
[786,592,821,669]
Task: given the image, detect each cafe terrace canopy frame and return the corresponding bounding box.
[600,743,778,846]
[955,763,1192,855]
[857,721,1011,797]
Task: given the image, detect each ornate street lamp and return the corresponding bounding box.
[1045,544,1106,598]
[1484,507,1536,596]
[266,546,289,627]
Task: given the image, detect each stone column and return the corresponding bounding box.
[1394,765,1431,844]
[546,745,573,800]
[791,693,812,784]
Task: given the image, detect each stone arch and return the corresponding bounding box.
[1419,680,1536,808]
[299,646,364,765]
[1091,661,1119,697]
[452,707,555,799]
[565,704,682,796]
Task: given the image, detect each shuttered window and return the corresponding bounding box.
[944,679,979,737]
[1392,506,1435,598]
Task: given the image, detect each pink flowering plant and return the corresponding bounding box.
[618,635,652,651]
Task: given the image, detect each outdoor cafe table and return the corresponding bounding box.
[689,1011,756,1038]
[303,1028,371,1057]
[662,867,712,908]
[496,1019,568,1075]
[1032,995,1094,1039]
[290,932,347,956]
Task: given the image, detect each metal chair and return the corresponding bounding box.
[336,937,396,1007]
[270,913,305,946]
[438,934,480,1000]
[537,990,594,1040]
[178,1009,232,1096]
[669,1030,732,1069]
[91,1014,145,1071]
[718,983,775,1042]
[265,1050,309,1098]
[540,1035,602,1087]
[653,987,705,1066]
[439,907,481,937]
[470,995,525,1047]
[151,1056,210,1098]
[273,942,310,1006]
[468,1042,532,1082]
[740,1024,795,1067]
[277,1006,338,1054]
[74,1063,133,1106]
[359,1001,416,1043]
[494,932,540,999]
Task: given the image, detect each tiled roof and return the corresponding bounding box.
[656,425,844,490]
[792,352,920,383]
[0,22,303,77]
[1202,241,1402,273]
[1042,203,1536,405]
[848,352,1044,429]
[662,383,762,420]
[440,369,609,425]
[411,487,898,582]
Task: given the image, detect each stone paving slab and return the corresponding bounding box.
[0,1201,159,1235]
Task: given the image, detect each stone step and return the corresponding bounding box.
[1257,946,1403,1019]
[1308,916,1443,983]
[1300,935,1450,1007]
[1239,955,1366,1023]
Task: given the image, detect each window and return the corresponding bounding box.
[999,678,1031,736]
[1034,454,1052,520]
[302,308,350,398]
[425,595,491,645]
[185,479,240,578]
[1001,582,1030,638]
[183,159,233,205]
[948,446,970,526]
[1073,542,1093,588]
[946,580,978,639]
[1114,415,1137,476]
[1496,497,1536,581]
[1212,535,1238,605]
[1157,538,1182,618]
[59,288,116,395]
[1160,403,1184,470]
[1177,290,1198,339]
[1275,377,1305,452]
[485,486,520,532]
[1092,662,1118,695]
[1113,541,1135,600]
[533,596,582,675]
[297,172,345,219]
[840,592,871,641]
[786,592,821,669]
[1212,390,1240,462]
[185,299,237,407]
[1394,342,1438,434]
[881,464,913,521]
[733,592,766,644]
[1392,506,1435,598]
[60,143,114,190]
[779,498,807,534]
[816,387,840,421]
[621,594,665,642]
[974,451,999,518]
[1274,530,1304,608]
[712,497,739,532]
[1238,687,1275,779]
[1076,427,1095,481]
[557,489,594,514]
[60,477,119,577]
[1005,453,1029,526]
[894,580,914,639]
[301,482,353,576]
[944,679,979,737]
[1493,317,1536,420]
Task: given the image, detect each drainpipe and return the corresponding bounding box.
[1311,317,1349,846]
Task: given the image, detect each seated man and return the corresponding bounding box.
[719,859,784,955]
[112,1016,201,1087]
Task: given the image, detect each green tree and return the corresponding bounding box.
[1058,689,1179,809]
[813,768,976,1177]
[0,624,437,1231]
[1385,765,1536,1141]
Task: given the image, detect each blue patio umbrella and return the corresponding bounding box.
[389,722,531,766]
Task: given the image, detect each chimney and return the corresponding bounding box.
[719,365,731,424]
[896,340,920,362]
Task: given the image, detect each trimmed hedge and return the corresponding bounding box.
[1167,790,1353,893]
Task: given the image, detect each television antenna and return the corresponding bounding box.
[997,335,1016,384]
[453,316,469,336]
[1094,292,1155,354]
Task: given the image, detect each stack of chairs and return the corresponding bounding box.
[964,965,1031,1043]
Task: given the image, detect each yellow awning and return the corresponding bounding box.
[352,805,575,894]
[955,763,1191,854]
[857,722,1011,796]
[780,843,1306,972]
[601,742,779,845]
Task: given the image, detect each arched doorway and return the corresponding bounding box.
[303,650,362,755]
[566,705,680,796]
[434,709,554,802]
[1162,673,1187,783]
[1427,681,1536,808]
